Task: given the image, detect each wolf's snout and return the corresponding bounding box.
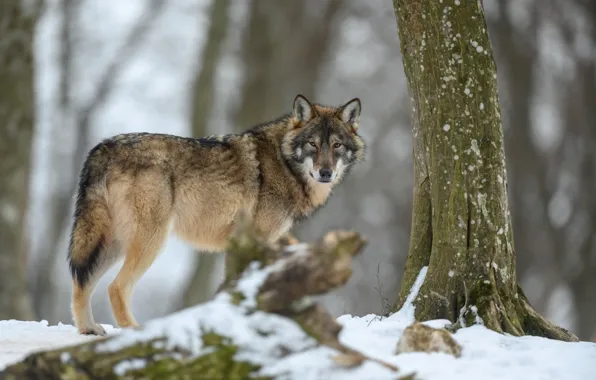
[319,168,333,182]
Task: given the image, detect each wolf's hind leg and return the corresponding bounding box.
[108,223,169,329]
[108,169,173,329]
[68,193,116,336]
[72,252,120,335]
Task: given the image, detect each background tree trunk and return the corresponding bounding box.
[234,0,340,129]
[181,0,231,308]
[32,0,79,322]
[31,0,165,322]
[391,0,576,342]
[565,57,596,341]
[487,0,596,340]
[0,0,39,321]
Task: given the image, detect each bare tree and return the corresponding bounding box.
[33,0,78,321]
[182,0,231,307]
[392,0,576,341]
[0,0,41,320]
[486,0,568,317]
[234,0,341,128]
[488,0,596,340]
[556,0,596,339]
[565,59,596,341]
[32,0,166,322]
[488,0,542,282]
[182,0,341,306]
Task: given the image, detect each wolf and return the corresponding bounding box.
[67,94,366,335]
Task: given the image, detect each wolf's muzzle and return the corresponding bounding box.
[318,168,333,182]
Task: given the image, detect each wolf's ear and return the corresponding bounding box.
[338,98,361,128]
[293,94,316,124]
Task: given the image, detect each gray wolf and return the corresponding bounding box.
[67,94,366,335]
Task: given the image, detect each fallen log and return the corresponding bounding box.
[1,215,403,379]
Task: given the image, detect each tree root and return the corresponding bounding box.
[516,285,578,342]
[402,260,578,343]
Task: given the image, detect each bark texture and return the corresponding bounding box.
[392,0,577,341]
[0,0,38,320]
[1,215,399,378]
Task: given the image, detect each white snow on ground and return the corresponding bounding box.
[2,314,596,379]
[0,320,120,369]
[340,315,596,380]
[1,264,596,379]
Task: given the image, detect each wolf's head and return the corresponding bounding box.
[282,94,366,185]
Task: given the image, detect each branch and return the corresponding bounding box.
[257,231,365,312]
[76,0,166,150]
[1,219,400,377]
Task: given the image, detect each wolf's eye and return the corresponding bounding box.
[308,141,316,147]
[333,142,342,148]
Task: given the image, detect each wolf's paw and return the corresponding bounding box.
[79,323,107,336]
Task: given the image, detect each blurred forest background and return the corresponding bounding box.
[1,0,595,342]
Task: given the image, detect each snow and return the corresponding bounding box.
[235,261,273,309]
[2,313,596,379]
[391,266,428,322]
[1,267,595,379]
[2,310,596,378]
[342,316,596,379]
[92,292,390,380]
[0,320,120,368]
[113,358,147,376]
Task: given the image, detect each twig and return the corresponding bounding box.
[368,263,392,326]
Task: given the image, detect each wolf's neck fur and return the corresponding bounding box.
[304,180,333,209]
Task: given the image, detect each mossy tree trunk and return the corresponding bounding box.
[0,0,39,321]
[391,0,577,341]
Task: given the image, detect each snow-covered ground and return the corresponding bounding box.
[2,263,596,379]
[1,314,596,379]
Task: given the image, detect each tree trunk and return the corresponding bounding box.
[33,0,166,322]
[488,0,566,316]
[33,0,78,322]
[234,0,339,129]
[1,217,399,378]
[391,0,577,341]
[0,0,39,321]
[567,58,596,341]
[181,0,231,308]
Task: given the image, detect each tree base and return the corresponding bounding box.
[401,266,578,342]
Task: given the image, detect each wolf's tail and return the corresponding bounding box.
[68,144,111,288]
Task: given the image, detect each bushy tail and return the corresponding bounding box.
[68,145,111,288]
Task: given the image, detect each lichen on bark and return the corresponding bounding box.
[391,0,577,342]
